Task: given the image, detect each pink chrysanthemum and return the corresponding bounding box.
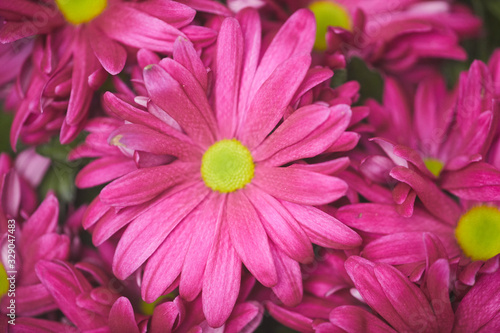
[227,0,480,79]
[83,9,361,326]
[318,256,500,333]
[0,0,228,147]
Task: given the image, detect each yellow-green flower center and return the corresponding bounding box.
[424,158,444,177]
[308,1,352,51]
[201,139,254,193]
[455,205,500,261]
[55,0,108,25]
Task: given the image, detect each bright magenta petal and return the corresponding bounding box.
[254,166,347,205]
[226,191,278,287]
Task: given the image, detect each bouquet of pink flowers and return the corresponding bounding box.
[0,0,498,332]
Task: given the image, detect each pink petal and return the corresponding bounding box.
[102,92,187,138]
[95,5,186,53]
[269,242,303,307]
[253,165,347,205]
[112,182,209,279]
[108,124,202,161]
[126,0,196,28]
[249,9,315,101]
[264,301,314,333]
[426,259,454,332]
[225,301,264,333]
[88,25,127,75]
[202,218,242,328]
[143,64,216,147]
[329,306,396,333]
[179,194,221,301]
[21,193,59,245]
[236,8,261,115]
[214,17,243,138]
[362,232,429,265]
[172,37,208,91]
[75,156,137,189]
[109,297,139,333]
[176,0,232,15]
[226,190,277,287]
[238,54,311,149]
[283,201,361,249]
[440,162,500,201]
[454,268,500,332]
[344,256,415,332]
[100,162,199,207]
[66,30,98,126]
[245,185,313,263]
[390,166,461,225]
[82,196,109,230]
[142,205,199,303]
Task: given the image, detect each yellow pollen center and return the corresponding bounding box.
[455,206,500,261]
[201,139,254,193]
[424,158,444,177]
[55,0,108,25]
[308,1,352,51]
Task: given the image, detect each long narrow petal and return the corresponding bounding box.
[454,269,500,331]
[283,201,361,249]
[112,182,208,279]
[203,218,242,328]
[236,8,261,115]
[75,156,137,189]
[214,17,243,138]
[238,54,311,149]
[179,193,222,301]
[143,64,216,147]
[95,5,186,53]
[245,185,313,263]
[226,190,278,287]
[269,242,303,307]
[173,37,208,90]
[142,209,194,302]
[329,306,397,333]
[100,162,199,207]
[249,9,315,99]
[253,165,347,205]
[108,124,202,161]
[426,259,454,333]
[256,105,351,166]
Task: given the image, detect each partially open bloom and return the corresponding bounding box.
[82,9,361,326]
[0,0,227,146]
[227,0,480,79]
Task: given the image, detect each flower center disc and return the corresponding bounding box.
[201,139,254,193]
[308,1,352,51]
[55,0,108,25]
[455,205,500,261]
[0,263,8,297]
[424,158,444,177]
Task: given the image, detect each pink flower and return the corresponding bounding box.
[358,61,500,216]
[227,0,480,80]
[318,256,500,333]
[83,9,361,326]
[0,0,227,146]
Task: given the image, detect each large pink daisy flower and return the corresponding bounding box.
[0,0,228,146]
[83,9,361,326]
